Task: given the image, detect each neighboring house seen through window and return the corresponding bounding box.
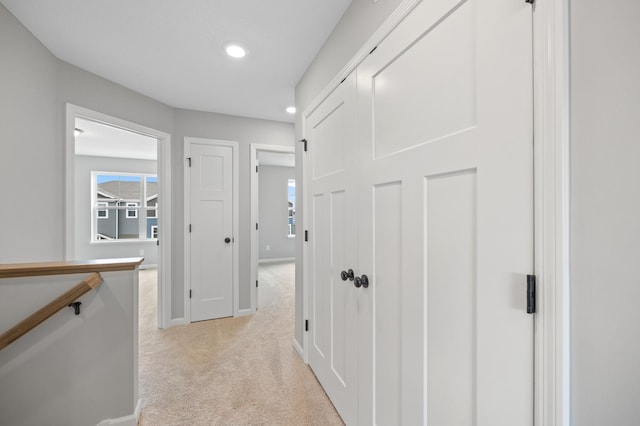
[288,178,295,237]
[92,172,158,241]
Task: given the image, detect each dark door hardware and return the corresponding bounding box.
[224,237,231,244]
[340,269,355,281]
[68,301,82,315]
[526,274,536,314]
[354,274,369,289]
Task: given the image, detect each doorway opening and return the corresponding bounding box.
[65,104,172,329]
[250,144,296,314]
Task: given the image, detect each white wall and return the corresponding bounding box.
[570,1,640,423]
[293,0,404,350]
[74,155,158,267]
[258,165,296,260]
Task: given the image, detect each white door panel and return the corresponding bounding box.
[357,0,533,424]
[307,75,359,425]
[189,143,234,322]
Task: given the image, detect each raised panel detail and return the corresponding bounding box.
[373,0,476,158]
[313,102,348,179]
[373,181,403,425]
[199,154,224,192]
[426,169,477,425]
[312,194,329,359]
[331,191,348,386]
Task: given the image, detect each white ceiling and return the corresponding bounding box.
[75,117,157,160]
[1,0,352,123]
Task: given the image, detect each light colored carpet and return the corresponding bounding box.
[138,262,344,425]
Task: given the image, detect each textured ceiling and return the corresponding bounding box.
[1,0,352,123]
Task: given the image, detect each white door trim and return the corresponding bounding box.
[249,144,295,315]
[533,1,571,425]
[298,0,572,424]
[64,103,173,329]
[183,137,240,321]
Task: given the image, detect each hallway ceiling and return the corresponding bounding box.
[1,0,352,123]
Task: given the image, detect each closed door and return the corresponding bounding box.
[189,142,234,321]
[307,73,359,425]
[307,0,534,424]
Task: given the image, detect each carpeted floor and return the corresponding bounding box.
[138,262,344,425]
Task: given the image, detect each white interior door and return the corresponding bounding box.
[356,0,534,424]
[306,0,533,424]
[306,73,359,425]
[189,142,234,322]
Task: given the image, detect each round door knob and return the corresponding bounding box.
[358,274,369,289]
[224,237,231,243]
[340,269,354,281]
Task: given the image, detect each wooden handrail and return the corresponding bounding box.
[0,272,103,351]
[0,257,143,279]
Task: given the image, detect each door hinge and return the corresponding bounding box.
[298,138,307,152]
[189,224,192,233]
[256,280,259,288]
[340,76,347,84]
[156,239,159,246]
[187,157,192,167]
[304,230,308,242]
[189,289,192,299]
[256,165,259,173]
[305,319,309,332]
[256,222,259,230]
[369,46,378,55]
[526,274,536,314]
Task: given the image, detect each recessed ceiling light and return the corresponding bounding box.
[225,44,247,59]
[286,106,296,114]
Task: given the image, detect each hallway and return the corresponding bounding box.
[138,262,343,425]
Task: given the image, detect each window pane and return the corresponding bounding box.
[93,173,157,241]
[288,179,296,236]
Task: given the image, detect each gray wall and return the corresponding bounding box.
[172,109,295,317]
[0,3,59,262]
[74,155,158,266]
[258,165,296,260]
[293,0,404,350]
[570,0,640,424]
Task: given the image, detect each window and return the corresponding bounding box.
[288,178,296,236]
[92,172,158,241]
[126,202,139,218]
[97,202,108,219]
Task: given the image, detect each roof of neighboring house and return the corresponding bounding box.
[98,180,158,201]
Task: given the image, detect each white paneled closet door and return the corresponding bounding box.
[306,0,534,424]
[307,73,359,425]
[357,0,534,424]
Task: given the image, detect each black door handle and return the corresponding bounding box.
[355,274,369,289]
[224,237,231,243]
[340,269,354,281]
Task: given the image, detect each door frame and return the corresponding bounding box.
[298,0,571,424]
[183,137,240,321]
[65,103,173,329]
[249,144,296,315]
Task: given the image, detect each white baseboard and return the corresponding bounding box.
[97,399,142,426]
[236,308,253,317]
[258,257,295,264]
[292,338,304,361]
[167,318,187,328]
